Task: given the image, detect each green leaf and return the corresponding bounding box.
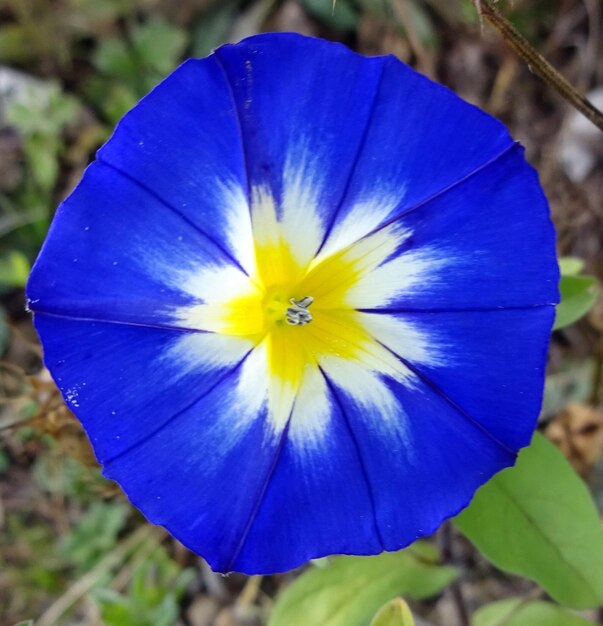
[93,545,195,626]
[26,136,59,190]
[93,37,139,83]
[472,599,595,626]
[371,598,415,626]
[191,4,236,58]
[132,18,188,76]
[0,250,30,289]
[301,0,359,31]
[558,257,585,276]
[554,275,599,330]
[60,501,129,573]
[455,433,603,609]
[269,545,457,626]
[0,25,35,63]
[102,83,139,124]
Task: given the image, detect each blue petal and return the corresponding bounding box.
[324,368,518,552]
[228,394,384,573]
[35,308,553,574]
[223,311,554,571]
[354,145,559,310]
[107,385,387,574]
[216,34,515,253]
[96,57,252,272]
[214,33,384,238]
[33,314,251,462]
[221,333,532,572]
[362,307,555,450]
[27,161,243,326]
[101,355,282,574]
[317,52,515,247]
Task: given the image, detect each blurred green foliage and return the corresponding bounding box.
[370,598,415,626]
[33,445,108,502]
[88,16,188,124]
[554,256,599,330]
[59,501,129,574]
[0,433,197,623]
[1,85,81,290]
[6,86,78,194]
[92,545,195,626]
[555,275,599,330]
[473,599,596,626]
[269,543,457,626]
[0,249,29,290]
[2,511,64,601]
[191,3,238,58]
[302,0,359,31]
[0,3,190,293]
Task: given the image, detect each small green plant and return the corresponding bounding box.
[2,84,82,286]
[33,447,111,503]
[60,501,129,574]
[87,17,188,124]
[92,545,195,626]
[554,256,599,329]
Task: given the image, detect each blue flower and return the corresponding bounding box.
[27,33,559,574]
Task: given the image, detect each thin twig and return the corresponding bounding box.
[0,416,38,432]
[591,347,603,407]
[36,525,164,626]
[237,575,263,608]
[200,558,230,601]
[391,0,436,77]
[112,532,165,591]
[474,0,603,132]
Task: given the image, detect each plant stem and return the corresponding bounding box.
[474,0,603,132]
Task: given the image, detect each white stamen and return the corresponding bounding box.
[286,296,314,326]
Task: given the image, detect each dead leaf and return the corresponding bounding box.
[546,403,603,476]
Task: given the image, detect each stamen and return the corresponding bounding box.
[286,296,314,326]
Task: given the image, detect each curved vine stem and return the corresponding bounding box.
[474,0,603,133]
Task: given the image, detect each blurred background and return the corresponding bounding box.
[0,0,602,624]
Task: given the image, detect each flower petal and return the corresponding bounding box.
[214,349,523,572]
[33,314,252,462]
[227,369,386,573]
[27,162,248,328]
[297,51,515,259]
[344,145,559,311]
[321,367,517,552]
[113,361,387,574]
[214,33,385,267]
[361,306,555,450]
[101,343,287,574]
[96,58,254,273]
